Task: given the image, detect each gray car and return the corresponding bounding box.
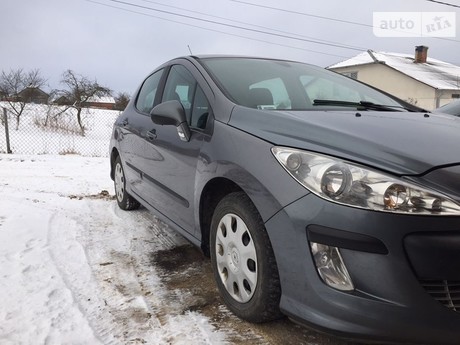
[109,56,460,344]
[434,99,460,116]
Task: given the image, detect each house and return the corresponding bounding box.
[51,95,116,109]
[328,46,460,110]
[53,95,72,106]
[83,96,116,110]
[16,87,49,104]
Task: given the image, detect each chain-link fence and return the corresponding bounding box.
[0,101,121,157]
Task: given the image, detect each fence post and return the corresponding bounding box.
[3,107,12,154]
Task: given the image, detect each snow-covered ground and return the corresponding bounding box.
[0,154,228,345]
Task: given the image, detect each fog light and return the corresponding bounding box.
[310,242,354,291]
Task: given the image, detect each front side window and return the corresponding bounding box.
[135,69,163,113]
[162,65,197,122]
[191,86,209,129]
[162,65,210,129]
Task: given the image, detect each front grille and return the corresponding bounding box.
[421,280,460,312]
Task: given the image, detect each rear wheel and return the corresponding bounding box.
[210,192,282,322]
[114,156,140,210]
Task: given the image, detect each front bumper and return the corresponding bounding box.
[265,193,460,344]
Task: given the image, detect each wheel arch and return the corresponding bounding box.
[198,163,285,256]
[199,177,243,256]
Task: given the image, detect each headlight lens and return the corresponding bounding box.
[272,147,460,215]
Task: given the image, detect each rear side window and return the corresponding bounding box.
[136,69,163,113]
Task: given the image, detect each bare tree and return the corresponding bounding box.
[0,68,46,129]
[114,92,130,111]
[59,70,112,135]
[38,89,71,128]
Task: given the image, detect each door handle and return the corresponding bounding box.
[147,129,157,140]
[121,119,129,127]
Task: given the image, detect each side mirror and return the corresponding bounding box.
[150,100,191,142]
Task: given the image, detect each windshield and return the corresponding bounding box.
[199,57,405,111]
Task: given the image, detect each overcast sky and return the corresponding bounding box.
[2,0,459,95]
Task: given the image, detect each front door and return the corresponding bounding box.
[138,63,212,235]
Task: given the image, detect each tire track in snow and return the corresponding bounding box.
[47,210,119,345]
[48,197,227,344]
[0,196,103,345]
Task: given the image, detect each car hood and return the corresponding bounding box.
[411,165,460,202]
[228,106,460,175]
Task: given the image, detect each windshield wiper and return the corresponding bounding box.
[313,99,406,112]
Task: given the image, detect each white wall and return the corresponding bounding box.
[330,64,437,110]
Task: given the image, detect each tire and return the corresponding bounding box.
[114,156,140,210]
[210,192,282,323]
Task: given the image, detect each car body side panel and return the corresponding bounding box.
[113,112,148,197]
[194,120,308,226]
[112,115,308,243]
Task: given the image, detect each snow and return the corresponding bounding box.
[328,50,460,90]
[0,154,228,345]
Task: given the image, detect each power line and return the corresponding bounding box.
[100,0,366,51]
[137,0,362,49]
[231,0,460,44]
[231,0,373,28]
[425,0,460,8]
[84,0,350,59]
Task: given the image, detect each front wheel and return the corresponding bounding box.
[114,156,140,210]
[210,192,282,323]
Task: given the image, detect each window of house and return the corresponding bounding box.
[452,94,460,99]
[341,71,358,80]
[135,69,164,114]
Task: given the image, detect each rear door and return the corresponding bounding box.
[117,68,165,197]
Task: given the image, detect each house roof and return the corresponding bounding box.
[86,96,115,104]
[17,87,49,97]
[328,50,460,90]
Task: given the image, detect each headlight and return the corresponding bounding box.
[272,147,460,216]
